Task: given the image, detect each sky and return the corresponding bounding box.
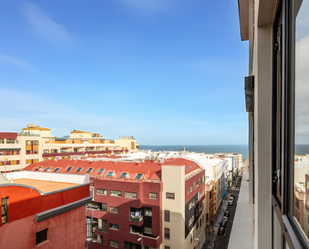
[0,0,249,145]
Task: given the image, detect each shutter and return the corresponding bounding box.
[102,220,107,232]
[125,192,137,199]
[165,210,170,222]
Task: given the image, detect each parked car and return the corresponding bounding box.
[229,196,234,201]
[218,226,225,235]
[222,216,229,222]
[230,193,234,197]
[224,211,230,218]
[220,221,227,228]
[228,200,233,206]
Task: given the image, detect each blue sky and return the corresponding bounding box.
[0,0,248,145]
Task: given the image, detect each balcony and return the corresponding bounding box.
[130,208,143,223]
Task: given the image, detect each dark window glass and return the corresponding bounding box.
[164,210,170,222]
[36,228,48,245]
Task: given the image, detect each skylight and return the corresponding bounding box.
[120,172,128,178]
[106,171,114,177]
[192,164,197,168]
[66,166,72,172]
[189,165,193,169]
[98,168,104,174]
[53,168,60,172]
[185,167,190,171]
[44,167,50,172]
[86,168,93,173]
[135,173,143,179]
[76,167,82,172]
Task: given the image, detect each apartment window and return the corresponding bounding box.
[164,228,170,240]
[190,187,192,193]
[96,189,107,195]
[164,210,170,222]
[97,168,104,174]
[125,192,137,199]
[165,247,170,249]
[109,223,119,230]
[1,197,8,225]
[149,192,157,199]
[144,208,152,216]
[34,150,38,154]
[144,227,152,234]
[185,167,190,171]
[53,168,60,172]
[76,167,82,172]
[99,219,108,232]
[166,192,175,199]
[36,228,48,245]
[189,201,194,210]
[189,215,194,226]
[109,206,118,214]
[106,171,114,177]
[93,234,103,244]
[35,167,42,171]
[87,201,99,209]
[44,149,49,153]
[135,173,143,179]
[34,140,38,145]
[66,166,72,172]
[26,150,31,155]
[189,165,193,169]
[110,190,121,197]
[100,203,107,212]
[86,168,93,173]
[26,140,31,145]
[120,172,128,178]
[109,240,119,248]
[44,167,50,172]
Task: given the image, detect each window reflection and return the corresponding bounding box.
[294,0,309,240]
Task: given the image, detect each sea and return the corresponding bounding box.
[139,144,309,161]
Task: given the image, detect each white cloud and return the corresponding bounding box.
[0,53,31,68]
[22,2,74,46]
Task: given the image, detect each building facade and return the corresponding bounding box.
[0,124,139,173]
[24,157,206,249]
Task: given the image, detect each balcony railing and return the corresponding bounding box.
[130,215,143,223]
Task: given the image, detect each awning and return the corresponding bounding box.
[222,190,227,198]
[0,148,21,150]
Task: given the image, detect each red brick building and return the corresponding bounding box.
[24,157,206,249]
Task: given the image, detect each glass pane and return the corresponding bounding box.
[294,0,309,241]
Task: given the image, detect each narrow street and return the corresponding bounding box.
[203,176,242,249]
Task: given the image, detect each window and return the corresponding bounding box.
[192,164,197,168]
[26,140,31,145]
[96,189,107,195]
[110,190,121,197]
[26,150,31,155]
[53,168,60,172]
[149,192,157,199]
[86,168,93,173]
[187,188,189,195]
[189,165,193,169]
[144,208,152,216]
[109,223,119,230]
[193,182,196,190]
[1,197,8,225]
[189,215,194,226]
[110,240,119,248]
[44,167,50,172]
[76,167,82,172]
[100,203,107,212]
[166,192,175,199]
[34,150,38,154]
[87,201,99,209]
[34,140,38,145]
[120,172,128,178]
[164,210,170,222]
[144,227,152,234]
[135,173,143,179]
[36,228,48,245]
[190,187,192,193]
[109,206,118,214]
[125,192,137,199]
[189,201,194,210]
[165,247,170,249]
[164,228,170,240]
[98,168,104,174]
[106,171,114,177]
[185,167,189,171]
[66,166,72,172]
[99,219,108,232]
[44,149,49,153]
[93,234,103,244]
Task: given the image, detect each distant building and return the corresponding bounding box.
[0,171,92,248]
[24,157,206,249]
[0,124,139,172]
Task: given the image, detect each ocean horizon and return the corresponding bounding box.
[139,144,309,161]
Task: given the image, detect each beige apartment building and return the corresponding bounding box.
[0,124,139,172]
